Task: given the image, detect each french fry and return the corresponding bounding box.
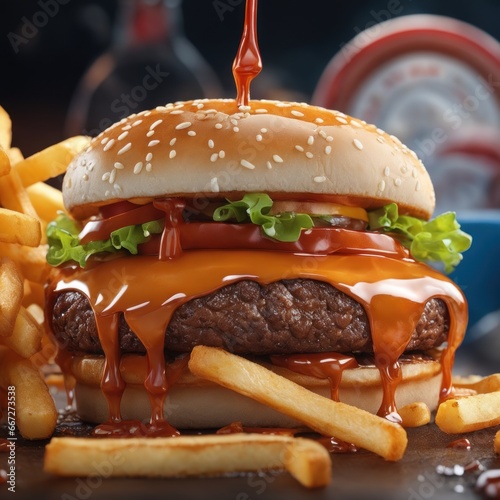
[44,434,331,487]
[494,430,500,454]
[1,306,42,359]
[14,135,89,187]
[26,182,65,222]
[0,145,10,177]
[453,374,500,394]
[0,346,57,439]
[435,393,500,434]
[188,346,407,461]
[284,437,332,488]
[0,257,23,337]
[0,243,48,283]
[0,106,12,150]
[0,166,38,218]
[0,208,41,246]
[398,402,431,428]
[6,146,23,166]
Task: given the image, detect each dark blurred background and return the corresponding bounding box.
[1,0,499,155]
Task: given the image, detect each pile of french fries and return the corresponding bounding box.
[0,105,88,439]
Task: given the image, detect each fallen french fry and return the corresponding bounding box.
[188,346,407,461]
[284,437,332,488]
[44,434,331,488]
[0,346,57,439]
[14,135,89,187]
[0,257,23,337]
[453,374,500,394]
[435,392,500,434]
[398,402,431,428]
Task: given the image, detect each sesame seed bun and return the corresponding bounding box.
[63,98,435,220]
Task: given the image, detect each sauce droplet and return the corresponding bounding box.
[232,0,262,106]
[447,438,472,450]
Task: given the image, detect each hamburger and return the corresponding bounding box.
[45,98,471,433]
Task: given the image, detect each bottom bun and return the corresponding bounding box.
[70,354,443,428]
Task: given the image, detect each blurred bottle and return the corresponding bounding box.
[65,0,222,137]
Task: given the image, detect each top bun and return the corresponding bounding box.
[63,99,435,220]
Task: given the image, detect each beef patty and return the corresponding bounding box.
[50,279,449,356]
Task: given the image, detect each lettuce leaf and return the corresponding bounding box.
[367,203,472,273]
[46,213,163,267]
[213,193,314,242]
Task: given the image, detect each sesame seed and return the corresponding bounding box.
[325,145,332,154]
[376,136,385,144]
[315,118,324,124]
[113,183,122,193]
[103,139,115,151]
[109,170,116,184]
[122,125,132,131]
[105,190,110,197]
[219,150,225,158]
[384,166,390,176]
[117,142,132,155]
[169,150,176,159]
[412,168,418,178]
[87,161,95,171]
[291,110,304,117]
[208,139,215,149]
[131,120,143,127]
[133,162,143,174]
[415,180,421,191]
[326,136,333,142]
[148,140,160,147]
[114,162,124,169]
[210,177,219,192]
[82,173,89,181]
[256,134,263,142]
[295,145,304,152]
[410,150,418,160]
[319,130,327,139]
[260,128,268,134]
[350,120,362,128]
[305,152,314,159]
[215,123,223,129]
[118,131,129,141]
[401,165,408,174]
[337,117,348,124]
[230,118,238,126]
[255,109,268,114]
[376,128,385,135]
[176,121,192,130]
[394,178,402,187]
[238,105,251,112]
[169,110,184,115]
[210,153,218,162]
[241,159,256,170]
[353,139,364,150]
[378,180,386,192]
[146,130,155,137]
[146,163,152,172]
[188,130,196,136]
[273,154,284,163]
[144,111,152,116]
[266,161,273,169]
[156,105,170,112]
[307,136,314,146]
[146,153,153,162]
[196,103,205,109]
[170,138,177,146]
[150,119,163,130]
[314,176,326,183]
[233,127,240,132]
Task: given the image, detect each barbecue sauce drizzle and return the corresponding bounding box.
[47,198,468,436]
